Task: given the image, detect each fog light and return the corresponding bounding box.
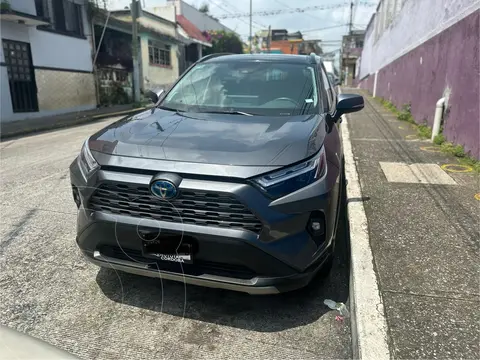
[72,185,81,209]
[311,221,322,231]
[307,211,326,247]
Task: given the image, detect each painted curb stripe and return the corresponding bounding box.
[340,89,390,360]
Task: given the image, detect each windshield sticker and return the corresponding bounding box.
[305,99,313,103]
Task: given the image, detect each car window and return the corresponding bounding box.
[162,61,321,116]
[319,66,334,112]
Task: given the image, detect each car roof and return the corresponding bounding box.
[202,53,319,65]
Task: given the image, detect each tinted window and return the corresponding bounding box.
[162,61,321,116]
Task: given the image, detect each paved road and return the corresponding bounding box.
[0,119,352,359]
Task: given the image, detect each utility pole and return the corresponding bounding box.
[267,25,271,54]
[344,0,354,86]
[249,0,253,54]
[348,0,354,35]
[131,0,141,102]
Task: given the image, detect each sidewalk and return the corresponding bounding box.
[344,89,479,358]
[0,104,148,140]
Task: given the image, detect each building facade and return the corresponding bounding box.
[111,8,181,91]
[1,0,96,123]
[341,30,365,86]
[357,0,480,159]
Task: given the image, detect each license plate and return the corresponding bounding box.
[149,253,192,263]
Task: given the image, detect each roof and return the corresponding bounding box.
[202,54,315,64]
[110,9,176,26]
[176,15,210,45]
[93,10,180,44]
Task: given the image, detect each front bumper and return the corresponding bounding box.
[71,155,341,294]
[83,248,331,295]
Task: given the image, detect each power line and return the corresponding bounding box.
[272,0,324,22]
[300,24,349,33]
[216,2,377,19]
[205,0,265,29]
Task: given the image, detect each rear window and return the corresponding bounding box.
[162,61,322,116]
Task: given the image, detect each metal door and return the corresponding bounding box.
[2,40,39,113]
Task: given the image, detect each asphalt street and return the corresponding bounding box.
[0,118,352,359]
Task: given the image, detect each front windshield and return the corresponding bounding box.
[161,61,320,116]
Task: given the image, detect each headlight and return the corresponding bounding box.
[77,138,99,179]
[251,146,327,199]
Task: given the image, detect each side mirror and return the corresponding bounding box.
[145,88,165,105]
[334,94,364,120]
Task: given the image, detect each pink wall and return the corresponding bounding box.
[358,10,479,159]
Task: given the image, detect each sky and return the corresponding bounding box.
[106,0,377,55]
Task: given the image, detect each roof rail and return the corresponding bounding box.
[198,53,235,63]
[309,52,321,64]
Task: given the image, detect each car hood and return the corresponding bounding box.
[89,108,326,166]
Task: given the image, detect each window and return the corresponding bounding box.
[39,0,84,37]
[319,66,333,112]
[148,40,171,66]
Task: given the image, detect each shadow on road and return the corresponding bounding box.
[95,184,350,332]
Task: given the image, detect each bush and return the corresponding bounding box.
[433,134,445,145]
[202,30,243,55]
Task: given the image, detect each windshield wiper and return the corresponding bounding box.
[157,105,185,113]
[199,110,255,116]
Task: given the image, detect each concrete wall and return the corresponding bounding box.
[35,69,96,111]
[150,4,177,23]
[140,35,179,90]
[358,0,480,159]
[360,0,478,77]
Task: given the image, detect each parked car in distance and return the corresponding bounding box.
[70,53,364,294]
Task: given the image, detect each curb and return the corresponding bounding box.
[339,92,390,358]
[0,107,148,141]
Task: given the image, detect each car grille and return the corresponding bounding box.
[88,182,263,233]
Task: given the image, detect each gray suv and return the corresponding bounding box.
[70,53,364,294]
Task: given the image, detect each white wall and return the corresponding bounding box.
[172,0,234,32]
[9,0,36,15]
[150,3,176,23]
[359,0,480,78]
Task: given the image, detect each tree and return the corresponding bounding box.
[199,3,209,13]
[203,31,244,55]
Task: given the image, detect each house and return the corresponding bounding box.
[110,7,182,91]
[254,29,306,55]
[341,30,365,86]
[0,0,96,123]
[147,2,212,75]
[166,0,234,33]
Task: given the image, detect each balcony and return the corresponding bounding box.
[0,1,49,26]
[342,47,362,59]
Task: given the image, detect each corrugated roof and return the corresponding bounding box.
[176,15,210,44]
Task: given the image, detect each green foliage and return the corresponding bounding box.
[198,3,209,13]
[203,30,244,55]
[433,133,445,145]
[440,142,465,157]
[99,82,130,106]
[397,104,415,123]
[417,124,432,139]
[0,1,11,11]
